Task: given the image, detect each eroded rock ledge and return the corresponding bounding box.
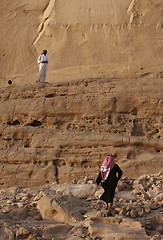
[0,78,162,187]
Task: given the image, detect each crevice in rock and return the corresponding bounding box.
[27,120,42,127]
[45,93,55,98]
[70,162,74,167]
[7,120,20,126]
[131,108,137,115]
[52,160,59,184]
[24,141,30,148]
[156,150,160,152]
[28,171,33,178]
[108,114,112,125]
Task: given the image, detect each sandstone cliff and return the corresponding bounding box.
[0,0,163,87]
[0,78,162,188]
[0,2,163,240]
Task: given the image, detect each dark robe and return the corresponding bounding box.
[96,164,122,203]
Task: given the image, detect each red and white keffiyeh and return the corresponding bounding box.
[100,155,115,181]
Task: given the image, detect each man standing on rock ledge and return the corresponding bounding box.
[96,154,122,216]
[36,50,48,83]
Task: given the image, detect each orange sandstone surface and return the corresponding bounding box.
[0,1,163,239]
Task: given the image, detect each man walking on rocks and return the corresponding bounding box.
[36,50,48,83]
[96,154,122,216]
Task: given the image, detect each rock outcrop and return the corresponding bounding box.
[1,1,162,239]
[0,78,162,187]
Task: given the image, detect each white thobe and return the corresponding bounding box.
[36,54,48,82]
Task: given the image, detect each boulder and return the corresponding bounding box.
[42,224,73,240]
[117,182,128,191]
[130,209,138,218]
[115,191,136,201]
[37,195,88,223]
[37,196,74,223]
[86,217,149,240]
[65,184,98,199]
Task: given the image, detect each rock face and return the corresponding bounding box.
[0,78,162,188]
[1,0,162,189]
[0,0,163,87]
[1,2,162,239]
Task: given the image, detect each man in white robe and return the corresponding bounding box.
[36,50,48,82]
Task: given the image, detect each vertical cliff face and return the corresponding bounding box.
[0,1,49,86]
[0,0,163,86]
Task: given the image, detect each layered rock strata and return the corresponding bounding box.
[0,78,162,187]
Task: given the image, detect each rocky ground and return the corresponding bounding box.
[0,173,162,240]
